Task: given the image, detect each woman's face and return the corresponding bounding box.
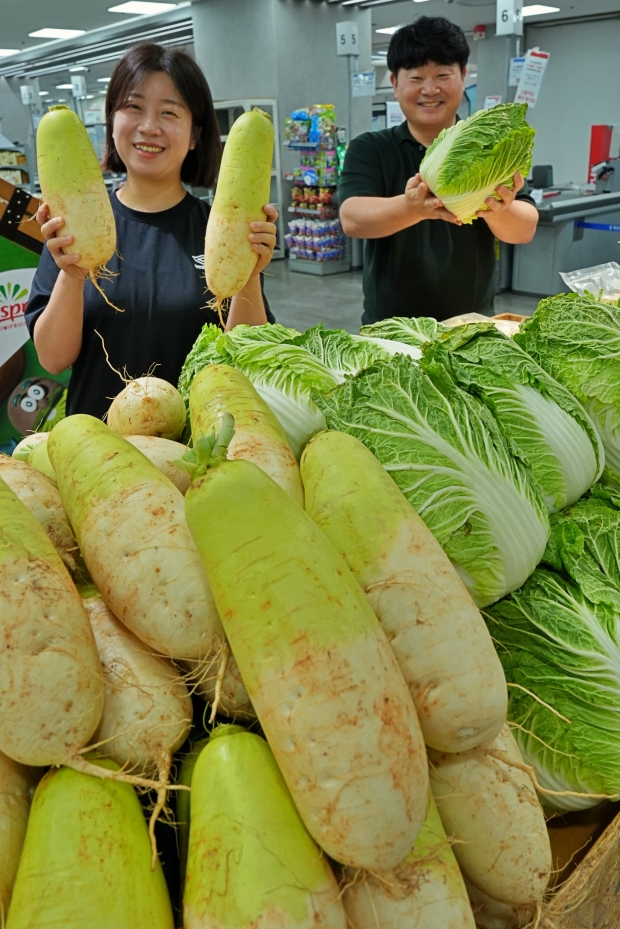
[112,70,196,183]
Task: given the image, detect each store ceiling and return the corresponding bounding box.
[0,0,192,54]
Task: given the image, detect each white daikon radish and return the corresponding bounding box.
[429,725,551,907]
[123,435,191,494]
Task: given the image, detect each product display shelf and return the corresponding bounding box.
[0,134,32,192]
[213,98,284,260]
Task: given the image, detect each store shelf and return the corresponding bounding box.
[288,256,350,276]
[284,141,321,150]
[288,206,337,217]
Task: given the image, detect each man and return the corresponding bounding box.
[339,17,538,324]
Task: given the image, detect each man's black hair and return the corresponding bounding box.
[387,17,470,74]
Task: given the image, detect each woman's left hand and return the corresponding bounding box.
[476,172,525,218]
[249,204,279,275]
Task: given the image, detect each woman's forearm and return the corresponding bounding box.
[482,201,538,245]
[32,271,85,374]
[226,272,268,330]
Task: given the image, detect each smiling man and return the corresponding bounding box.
[339,17,538,324]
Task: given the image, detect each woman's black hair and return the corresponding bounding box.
[387,17,470,75]
[103,42,221,188]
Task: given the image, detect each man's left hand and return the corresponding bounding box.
[249,204,279,275]
[476,172,525,219]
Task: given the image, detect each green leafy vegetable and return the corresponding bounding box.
[360,316,447,347]
[429,323,604,512]
[419,103,535,224]
[486,491,620,810]
[515,292,620,484]
[316,354,549,607]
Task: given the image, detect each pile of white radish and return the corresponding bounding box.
[2,363,563,929]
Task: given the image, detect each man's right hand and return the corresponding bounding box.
[37,203,88,280]
[404,174,461,225]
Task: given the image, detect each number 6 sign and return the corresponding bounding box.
[496,0,523,36]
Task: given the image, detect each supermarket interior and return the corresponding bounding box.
[4,2,620,929]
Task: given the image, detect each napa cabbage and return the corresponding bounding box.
[316,354,549,607]
[430,323,604,513]
[486,489,620,810]
[515,293,620,487]
[360,315,446,348]
[419,103,536,224]
[179,322,409,458]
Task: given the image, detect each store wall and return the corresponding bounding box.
[192,0,372,141]
[475,32,515,111]
[525,17,620,186]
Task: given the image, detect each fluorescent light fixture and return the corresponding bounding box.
[39,90,49,95]
[0,49,18,57]
[57,98,66,102]
[29,28,86,39]
[376,24,404,34]
[522,4,560,14]
[108,1,176,12]
[97,77,111,82]
[55,83,73,89]
[69,66,88,72]
[412,1,433,3]
[85,94,95,99]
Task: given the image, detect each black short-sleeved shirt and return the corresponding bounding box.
[25,191,273,420]
[338,120,537,325]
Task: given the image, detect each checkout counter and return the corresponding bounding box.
[512,189,620,296]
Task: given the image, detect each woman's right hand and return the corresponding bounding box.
[37,203,88,280]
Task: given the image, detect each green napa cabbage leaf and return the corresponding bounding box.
[515,293,620,486]
[419,103,536,224]
[429,323,604,513]
[360,316,446,348]
[486,492,620,810]
[315,354,549,607]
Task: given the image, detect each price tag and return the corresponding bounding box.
[352,70,376,98]
[508,57,526,86]
[484,95,503,110]
[496,0,523,36]
[336,21,358,56]
[514,48,550,109]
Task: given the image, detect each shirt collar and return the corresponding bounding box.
[395,113,461,147]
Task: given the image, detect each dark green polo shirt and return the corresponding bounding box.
[339,119,536,325]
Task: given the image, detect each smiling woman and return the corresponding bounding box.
[24,43,279,421]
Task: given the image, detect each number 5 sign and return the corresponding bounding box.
[496,0,523,36]
[336,21,358,56]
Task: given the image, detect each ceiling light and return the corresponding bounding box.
[522,4,560,14]
[376,25,404,34]
[97,77,111,82]
[412,1,433,3]
[29,28,86,39]
[55,83,73,89]
[57,98,66,102]
[69,66,88,72]
[39,90,49,95]
[108,1,177,13]
[0,49,18,57]
[85,94,95,99]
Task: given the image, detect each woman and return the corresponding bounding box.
[25,43,278,421]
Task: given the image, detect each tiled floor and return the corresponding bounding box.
[265,259,540,334]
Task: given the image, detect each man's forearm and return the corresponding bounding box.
[340,195,422,239]
[482,200,538,245]
[33,271,85,374]
[226,272,268,330]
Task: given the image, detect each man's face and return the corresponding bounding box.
[391,61,466,132]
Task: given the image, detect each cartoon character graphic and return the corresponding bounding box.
[8,376,67,434]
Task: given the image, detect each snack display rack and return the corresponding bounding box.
[0,131,32,192]
[284,105,350,276]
